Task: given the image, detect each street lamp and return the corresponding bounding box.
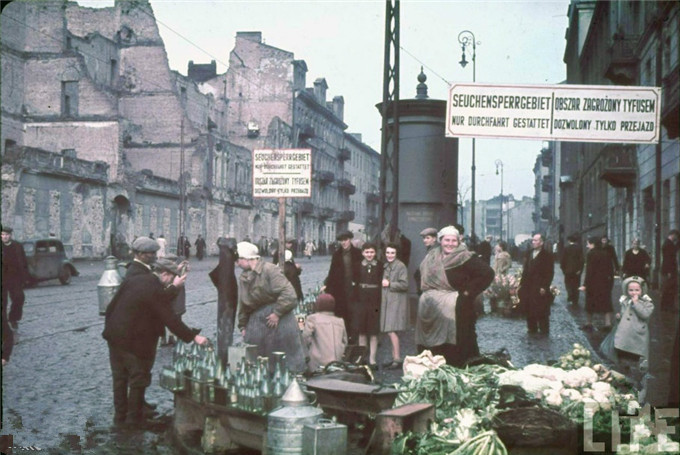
[458,30,477,242]
[495,159,504,243]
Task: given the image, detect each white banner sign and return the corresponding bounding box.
[253,149,312,198]
[446,83,661,143]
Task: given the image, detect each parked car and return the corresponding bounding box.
[22,238,79,286]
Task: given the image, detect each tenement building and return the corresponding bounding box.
[559,0,679,286]
[0,0,379,258]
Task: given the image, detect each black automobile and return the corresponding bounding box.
[22,238,79,286]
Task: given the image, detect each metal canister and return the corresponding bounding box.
[302,417,347,455]
[265,379,323,455]
[98,256,122,315]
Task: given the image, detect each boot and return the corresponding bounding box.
[125,387,146,426]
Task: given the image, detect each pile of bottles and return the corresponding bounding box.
[296,285,322,316]
[169,340,293,415]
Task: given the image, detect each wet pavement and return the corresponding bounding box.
[1,255,676,454]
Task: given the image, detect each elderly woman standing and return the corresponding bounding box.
[416,226,494,367]
[236,241,305,373]
[380,242,409,369]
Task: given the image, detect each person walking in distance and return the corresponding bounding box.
[518,233,555,336]
[661,229,680,312]
[194,235,206,261]
[560,234,584,306]
[580,236,615,331]
[621,238,651,282]
[1,226,30,331]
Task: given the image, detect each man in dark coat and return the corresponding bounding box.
[601,235,620,275]
[178,233,191,258]
[476,235,493,265]
[194,235,206,260]
[560,234,584,306]
[324,230,362,341]
[661,229,680,311]
[1,226,30,330]
[102,257,207,427]
[519,233,554,335]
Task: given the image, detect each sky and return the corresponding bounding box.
[78,0,570,200]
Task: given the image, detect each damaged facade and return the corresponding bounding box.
[1,0,380,258]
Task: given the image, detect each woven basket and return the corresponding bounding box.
[492,406,577,448]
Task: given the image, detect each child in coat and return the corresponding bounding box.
[351,243,383,367]
[613,275,654,400]
[302,293,348,373]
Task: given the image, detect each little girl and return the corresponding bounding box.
[613,276,654,395]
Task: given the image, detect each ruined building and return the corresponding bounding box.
[1,0,380,258]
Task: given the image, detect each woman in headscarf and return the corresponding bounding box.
[236,241,306,373]
[416,226,494,367]
[579,235,615,331]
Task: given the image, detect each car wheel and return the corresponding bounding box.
[59,266,72,285]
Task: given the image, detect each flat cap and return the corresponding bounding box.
[285,237,296,243]
[131,236,160,253]
[336,230,353,241]
[1,225,13,234]
[419,227,437,237]
[154,258,179,275]
[236,241,260,259]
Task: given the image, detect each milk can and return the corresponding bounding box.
[265,378,323,454]
[98,256,122,315]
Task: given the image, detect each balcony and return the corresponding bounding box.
[600,144,636,188]
[559,175,575,187]
[337,210,355,222]
[313,170,335,185]
[604,34,639,85]
[228,189,252,208]
[662,65,679,138]
[338,147,351,161]
[336,178,356,195]
[541,175,553,193]
[366,192,380,204]
[297,201,314,214]
[540,148,552,167]
[318,207,335,219]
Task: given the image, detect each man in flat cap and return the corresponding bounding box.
[124,236,160,280]
[1,226,29,332]
[103,256,207,427]
[414,228,439,294]
[324,231,362,341]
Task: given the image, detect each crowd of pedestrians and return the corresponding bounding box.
[2,223,678,430]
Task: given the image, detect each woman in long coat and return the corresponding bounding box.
[380,242,409,368]
[579,236,614,331]
[236,241,306,373]
[416,226,494,367]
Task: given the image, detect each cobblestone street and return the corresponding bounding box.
[1,254,676,454]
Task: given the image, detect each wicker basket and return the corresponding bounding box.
[492,406,577,448]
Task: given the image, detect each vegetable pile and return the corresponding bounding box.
[389,345,676,455]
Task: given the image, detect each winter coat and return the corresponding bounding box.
[614,295,654,358]
[583,247,614,313]
[237,259,305,373]
[519,249,555,318]
[324,245,363,321]
[493,251,512,276]
[560,242,584,275]
[302,311,348,372]
[102,273,197,360]
[622,248,651,281]
[380,259,409,332]
[1,241,29,285]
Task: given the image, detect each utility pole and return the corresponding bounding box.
[379,0,400,242]
[179,117,185,242]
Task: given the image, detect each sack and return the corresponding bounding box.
[599,322,619,363]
